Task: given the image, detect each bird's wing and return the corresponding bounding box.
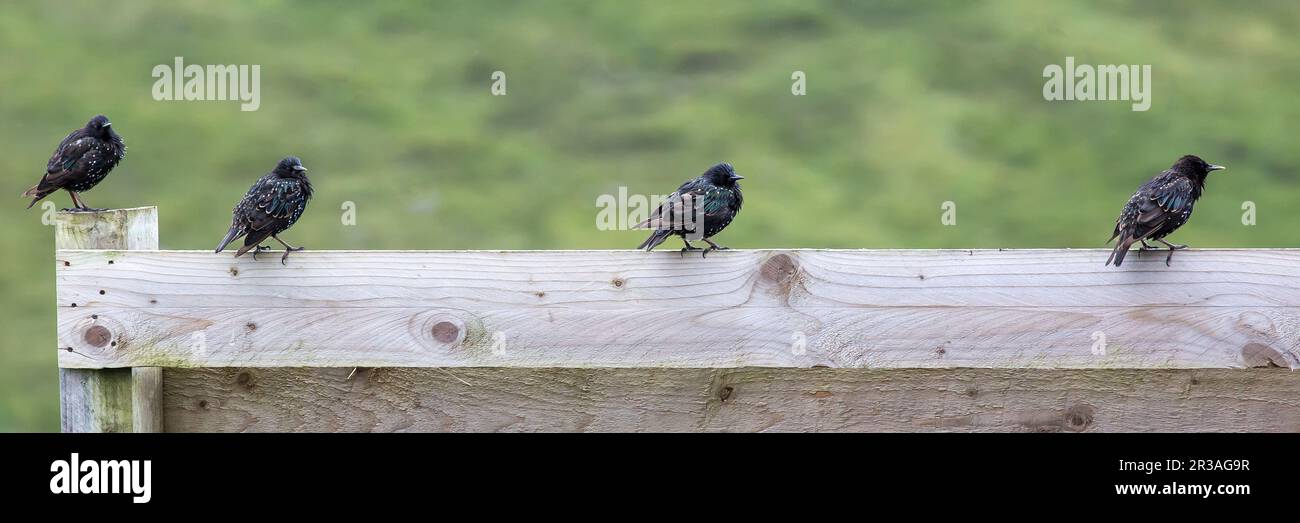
[1130,176,1194,239]
[242,177,308,235]
[37,133,95,189]
[634,181,734,230]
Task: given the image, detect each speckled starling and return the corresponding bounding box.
[215,156,313,265]
[1107,155,1225,267]
[23,115,126,211]
[636,162,744,257]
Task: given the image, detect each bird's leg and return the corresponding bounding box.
[1155,239,1187,267]
[65,191,87,212]
[273,235,305,265]
[65,191,105,212]
[63,191,82,211]
[250,245,272,261]
[701,238,729,258]
[1136,239,1158,259]
[679,239,703,258]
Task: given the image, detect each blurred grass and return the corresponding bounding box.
[2,0,1298,431]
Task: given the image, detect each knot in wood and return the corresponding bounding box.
[432,321,461,344]
[1064,404,1095,432]
[760,253,798,283]
[1241,343,1289,368]
[84,325,112,348]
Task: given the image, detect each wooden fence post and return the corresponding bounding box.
[55,206,162,433]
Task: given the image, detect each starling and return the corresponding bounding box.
[636,162,744,257]
[215,156,313,265]
[1106,155,1225,267]
[23,115,126,211]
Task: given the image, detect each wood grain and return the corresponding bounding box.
[54,206,158,251]
[56,207,157,432]
[55,249,1300,369]
[60,368,132,432]
[132,367,164,432]
[162,367,1300,432]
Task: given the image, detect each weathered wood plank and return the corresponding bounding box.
[162,367,1300,432]
[132,367,164,432]
[53,305,1300,369]
[55,249,1300,308]
[55,249,1300,369]
[56,207,158,432]
[60,368,133,432]
[54,206,158,251]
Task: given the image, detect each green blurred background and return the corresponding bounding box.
[2,0,1298,431]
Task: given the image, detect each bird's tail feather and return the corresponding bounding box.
[215,226,243,254]
[638,230,672,251]
[22,185,49,209]
[1107,237,1136,267]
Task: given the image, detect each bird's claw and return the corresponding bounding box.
[1163,244,1187,267]
[701,243,728,258]
[251,245,271,260]
[281,246,305,265]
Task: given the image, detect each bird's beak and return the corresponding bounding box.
[293,165,307,172]
[1208,164,1226,172]
[730,174,745,180]
[103,122,111,127]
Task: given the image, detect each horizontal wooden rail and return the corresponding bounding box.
[161,368,1300,432]
[56,248,1300,370]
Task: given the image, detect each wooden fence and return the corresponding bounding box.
[54,207,1300,432]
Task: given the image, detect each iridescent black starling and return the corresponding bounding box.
[215,157,313,265]
[636,162,744,257]
[23,115,126,211]
[1106,155,1225,267]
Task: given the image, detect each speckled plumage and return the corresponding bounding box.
[636,162,744,257]
[215,157,313,264]
[23,115,126,210]
[1106,155,1225,267]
